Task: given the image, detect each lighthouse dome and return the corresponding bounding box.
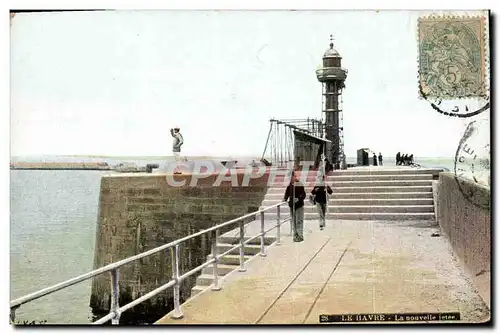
[323,45,341,58]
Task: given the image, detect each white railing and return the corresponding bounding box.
[10,202,291,325]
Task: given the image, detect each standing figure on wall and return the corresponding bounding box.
[170,127,185,161]
[373,153,378,166]
[170,127,185,174]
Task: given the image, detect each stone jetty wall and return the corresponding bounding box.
[89,172,272,324]
[435,172,491,309]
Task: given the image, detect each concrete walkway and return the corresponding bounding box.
[156,220,490,324]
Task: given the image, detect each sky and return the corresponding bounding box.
[10,9,490,158]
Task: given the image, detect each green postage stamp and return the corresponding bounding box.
[418,16,487,99]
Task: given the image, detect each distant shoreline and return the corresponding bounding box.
[10,162,111,170]
[11,168,110,171]
[10,155,261,160]
[8,157,251,171]
[9,156,455,171]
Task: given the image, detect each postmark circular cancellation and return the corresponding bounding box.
[453,119,490,209]
[418,15,489,117]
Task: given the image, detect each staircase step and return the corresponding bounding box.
[260,205,318,214]
[260,212,435,221]
[267,180,433,188]
[267,186,433,194]
[207,254,252,265]
[329,205,435,213]
[271,173,434,182]
[270,176,324,183]
[217,235,276,246]
[326,174,434,181]
[264,168,442,178]
[328,168,442,176]
[262,198,433,207]
[216,243,261,255]
[262,205,434,214]
[324,212,436,220]
[191,252,260,298]
[264,192,433,200]
[191,285,209,297]
[261,212,436,220]
[201,263,238,276]
[196,274,225,286]
[332,198,434,205]
[330,192,434,199]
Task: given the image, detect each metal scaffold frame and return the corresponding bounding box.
[261,118,326,168]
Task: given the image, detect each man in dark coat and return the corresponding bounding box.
[396,152,401,165]
[284,172,306,242]
[373,153,378,166]
[378,153,383,166]
[325,158,334,174]
[403,154,408,165]
[311,175,333,230]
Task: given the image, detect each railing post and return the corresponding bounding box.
[211,230,221,291]
[276,205,281,245]
[171,244,183,319]
[238,220,246,272]
[260,211,267,257]
[110,269,120,325]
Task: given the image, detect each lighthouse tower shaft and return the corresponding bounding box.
[316,38,348,170]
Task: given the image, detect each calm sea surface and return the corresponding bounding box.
[10,170,110,324]
[9,157,454,324]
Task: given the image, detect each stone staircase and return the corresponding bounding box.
[189,167,441,298]
[190,228,278,298]
[261,167,440,221]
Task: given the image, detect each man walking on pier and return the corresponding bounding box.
[284,172,306,242]
[311,175,333,230]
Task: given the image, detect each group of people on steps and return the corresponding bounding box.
[396,152,414,166]
[283,171,333,243]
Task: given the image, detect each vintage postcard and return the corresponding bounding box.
[9,9,491,326]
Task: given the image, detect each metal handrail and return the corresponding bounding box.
[10,201,290,325]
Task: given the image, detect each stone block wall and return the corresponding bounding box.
[436,172,491,309]
[89,172,270,324]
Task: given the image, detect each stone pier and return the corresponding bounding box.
[152,167,491,325]
[89,166,491,325]
[89,171,270,324]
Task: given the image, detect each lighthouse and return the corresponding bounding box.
[315,35,348,170]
